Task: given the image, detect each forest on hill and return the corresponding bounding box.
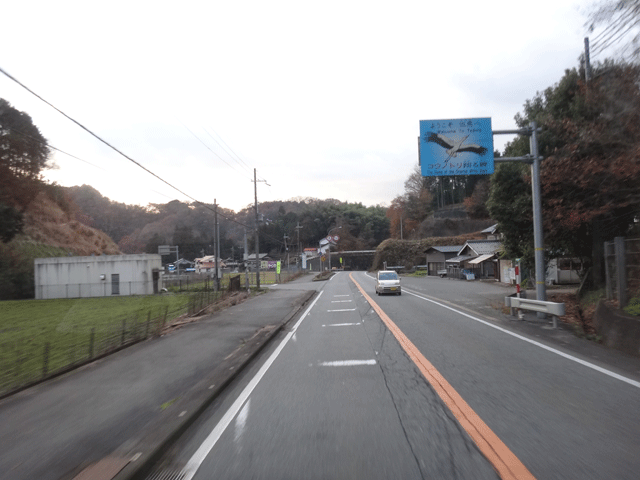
[67,185,390,261]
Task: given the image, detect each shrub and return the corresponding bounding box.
[624,297,640,316]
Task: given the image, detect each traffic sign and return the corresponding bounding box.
[419,117,494,176]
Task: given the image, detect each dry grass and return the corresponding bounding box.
[20,191,120,256]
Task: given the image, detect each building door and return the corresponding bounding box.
[111,274,120,295]
[152,270,159,294]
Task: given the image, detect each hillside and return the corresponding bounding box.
[20,190,121,256]
[0,188,121,300]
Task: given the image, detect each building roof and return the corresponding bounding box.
[446,255,475,264]
[459,240,502,256]
[425,245,463,254]
[481,224,498,234]
[468,253,496,264]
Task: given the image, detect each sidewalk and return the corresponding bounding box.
[0,285,316,480]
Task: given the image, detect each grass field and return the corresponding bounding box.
[0,294,194,395]
[0,270,305,396]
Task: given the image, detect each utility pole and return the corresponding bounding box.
[284,234,290,271]
[243,229,249,291]
[295,222,303,268]
[252,169,269,289]
[214,199,220,291]
[584,37,592,83]
[254,169,260,289]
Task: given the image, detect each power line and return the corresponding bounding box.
[9,126,106,171]
[0,65,199,203]
[203,127,253,173]
[181,122,251,179]
[0,65,285,247]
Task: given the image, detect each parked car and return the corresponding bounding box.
[375,270,401,295]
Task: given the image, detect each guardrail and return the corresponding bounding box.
[505,296,565,329]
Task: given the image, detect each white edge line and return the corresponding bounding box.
[181,290,325,479]
[404,288,640,389]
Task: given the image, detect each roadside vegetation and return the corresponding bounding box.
[0,294,192,397]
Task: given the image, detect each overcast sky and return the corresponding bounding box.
[2,0,593,213]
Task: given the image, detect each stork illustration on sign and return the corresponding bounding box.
[424,132,488,165]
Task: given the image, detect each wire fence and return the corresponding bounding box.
[604,237,640,309]
[0,290,222,398]
[163,269,303,291]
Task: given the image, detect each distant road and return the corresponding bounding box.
[151,271,640,480]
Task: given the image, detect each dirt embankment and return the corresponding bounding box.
[20,191,120,256]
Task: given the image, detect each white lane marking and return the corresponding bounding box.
[334,295,350,297]
[404,288,640,389]
[181,291,324,479]
[234,399,250,444]
[331,300,353,303]
[322,323,361,327]
[327,308,357,312]
[329,273,338,281]
[318,360,377,366]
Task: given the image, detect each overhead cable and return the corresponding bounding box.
[0,65,284,246]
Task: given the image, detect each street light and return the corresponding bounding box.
[327,226,342,271]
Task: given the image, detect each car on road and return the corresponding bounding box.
[375,270,401,295]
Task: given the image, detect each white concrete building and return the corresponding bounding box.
[34,254,162,299]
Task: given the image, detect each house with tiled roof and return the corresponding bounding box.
[446,240,502,279]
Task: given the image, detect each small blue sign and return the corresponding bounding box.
[419,118,494,176]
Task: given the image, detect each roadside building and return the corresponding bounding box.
[34,254,162,299]
[445,240,502,279]
[194,255,225,274]
[459,240,502,279]
[424,245,463,276]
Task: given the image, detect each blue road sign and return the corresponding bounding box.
[419,118,494,176]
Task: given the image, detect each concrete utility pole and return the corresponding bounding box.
[254,169,260,289]
[584,37,592,83]
[243,229,249,291]
[252,169,269,289]
[295,222,303,262]
[214,199,220,291]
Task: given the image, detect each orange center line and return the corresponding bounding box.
[350,273,535,480]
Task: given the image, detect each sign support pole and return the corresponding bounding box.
[529,122,547,311]
[493,123,546,310]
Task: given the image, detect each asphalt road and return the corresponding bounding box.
[147,271,640,480]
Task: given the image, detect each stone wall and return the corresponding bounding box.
[593,300,640,357]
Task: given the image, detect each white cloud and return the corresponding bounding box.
[2,0,587,212]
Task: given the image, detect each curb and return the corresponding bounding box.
[72,290,317,480]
